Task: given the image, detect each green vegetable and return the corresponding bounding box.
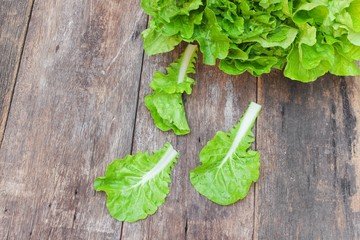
[145,44,198,135]
[94,142,179,222]
[190,102,261,205]
[141,0,360,82]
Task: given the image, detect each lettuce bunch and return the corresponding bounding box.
[141,0,360,82]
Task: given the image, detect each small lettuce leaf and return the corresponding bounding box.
[94,142,179,222]
[149,44,198,94]
[141,0,203,21]
[330,43,360,76]
[207,0,245,40]
[244,25,298,49]
[348,0,360,32]
[141,0,203,55]
[191,7,231,65]
[145,44,198,135]
[219,43,287,76]
[237,14,277,41]
[284,27,336,82]
[284,43,333,82]
[157,0,203,22]
[142,19,182,56]
[162,9,204,40]
[220,55,279,76]
[190,102,261,205]
[145,92,190,135]
[292,2,328,25]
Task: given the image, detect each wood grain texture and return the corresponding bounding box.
[121,43,257,240]
[347,76,360,239]
[0,0,146,239]
[1,1,360,239]
[255,72,360,239]
[0,0,34,145]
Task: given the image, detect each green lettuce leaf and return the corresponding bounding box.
[219,54,279,76]
[292,2,329,25]
[244,25,298,49]
[162,9,204,40]
[141,0,203,21]
[145,92,190,135]
[284,43,333,82]
[190,102,261,205]
[191,7,231,65]
[142,19,183,56]
[149,44,198,94]
[141,0,204,55]
[145,44,198,135]
[330,43,360,76]
[207,0,245,40]
[219,43,287,76]
[348,0,360,32]
[94,142,179,222]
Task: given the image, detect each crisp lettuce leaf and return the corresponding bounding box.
[190,102,261,205]
[145,92,190,135]
[348,0,360,32]
[284,44,332,82]
[145,44,198,135]
[162,9,204,39]
[149,44,198,94]
[142,19,182,55]
[141,0,204,54]
[94,142,179,222]
[220,55,279,76]
[141,0,203,21]
[330,44,360,76]
[191,7,231,65]
[207,0,245,40]
[244,25,298,49]
[219,43,287,76]
[292,2,329,25]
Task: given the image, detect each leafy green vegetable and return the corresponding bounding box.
[145,44,198,135]
[94,142,179,222]
[190,102,261,205]
[142,20,183,55]
[190,7,231,65]
[141,0,360,82]
[141,0,203,55]
[145,92,190,135]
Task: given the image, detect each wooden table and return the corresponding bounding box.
[1,1,360,239]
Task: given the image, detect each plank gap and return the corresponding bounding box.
[120,14,150,240]
[252,75,261,240]
[129,14,150,156]
[130,40,147,156]
[0,0,35,147]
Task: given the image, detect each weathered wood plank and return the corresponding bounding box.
[0,0,147,239]
[184,66,257,240]
[120,48,180,240]
[347,76,360,239]
[255,72,360,239]
[121,44,257,239]
[0,0,34,145]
